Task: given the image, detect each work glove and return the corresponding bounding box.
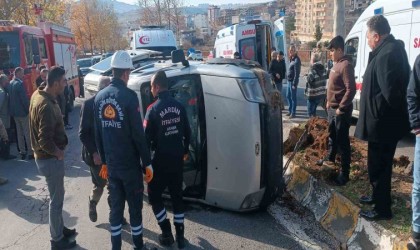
[144,165,153,183]
[99,164,108,180]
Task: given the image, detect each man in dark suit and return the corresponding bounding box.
[79,76,110,222]
[355,15,411,221]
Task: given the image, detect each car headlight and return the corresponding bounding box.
[237,79,266,103]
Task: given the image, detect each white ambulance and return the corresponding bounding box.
[345,0,420,117]
[130,26,177,57]
[214,20,274,70]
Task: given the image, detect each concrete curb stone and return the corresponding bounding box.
[283,156,407,249]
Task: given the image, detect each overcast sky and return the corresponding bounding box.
[119,0,273,6]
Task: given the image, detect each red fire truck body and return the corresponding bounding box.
[0,20,79,98]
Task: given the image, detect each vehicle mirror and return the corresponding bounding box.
[172,50,185,63]
[33,55,41,65]
[172,49,189,67]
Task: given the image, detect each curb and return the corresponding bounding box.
[283,157,406,249]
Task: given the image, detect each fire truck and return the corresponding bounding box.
[0,20,80,101]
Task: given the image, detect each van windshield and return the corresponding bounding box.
[135,46,176,57]
[90,56,112,73]
[0,32,21,70]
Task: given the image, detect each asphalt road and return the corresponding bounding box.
[0,99,339,250]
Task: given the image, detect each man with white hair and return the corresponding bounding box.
[79,76,111,222]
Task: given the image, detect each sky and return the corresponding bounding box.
[118,0,273,6]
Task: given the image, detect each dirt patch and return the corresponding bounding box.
[284,117,413,238]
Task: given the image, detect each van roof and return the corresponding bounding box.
[354,0,414,24]
[129,59,257,84]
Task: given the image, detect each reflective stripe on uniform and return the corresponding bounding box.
[174,213,184,224]
[131,224,143,236]
[111,230,122,236]
[111,224,122,231]
[155,208,167,223]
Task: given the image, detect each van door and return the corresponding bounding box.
[345,36,361,112]
[255,24,271,70]
[139,75,206,198]
[238,37,256,61]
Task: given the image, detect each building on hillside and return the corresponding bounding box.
[208,5,221,35]
[208,5,221,25]
[194,14,209,29]
[293,0,372,44]
[218,9,239,26]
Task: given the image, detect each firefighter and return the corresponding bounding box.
[93,51,153,250]
[144,70,191,249]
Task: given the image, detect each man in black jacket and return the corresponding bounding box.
[407,54,420,249]
[144,71,191,249]
[79,76,110,222]
[355,15,411,221]
[94,51,153,250]
[269,51,286,109]
[286,46,301,118]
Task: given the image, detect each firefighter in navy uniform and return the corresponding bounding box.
[144,71,191,249]
[94,51,154,250]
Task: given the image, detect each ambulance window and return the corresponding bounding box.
[345,38,358,67]
[239,38,256,61]
[23,34,33,65]
[39,38,48,59]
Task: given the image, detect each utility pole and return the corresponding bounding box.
[333,0,345,37]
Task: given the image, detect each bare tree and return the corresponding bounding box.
[333,0,345,37]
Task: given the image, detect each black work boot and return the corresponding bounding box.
[88,198,97,222]
[333,171,349,186]
[158,219,174,246]
[174,223,186,249]
[408,231,420,250]
[0,140,16,160]
[51,237,76,250]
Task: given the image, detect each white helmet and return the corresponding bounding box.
[110,50,134,69]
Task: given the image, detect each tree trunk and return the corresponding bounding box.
[333,0,345,37]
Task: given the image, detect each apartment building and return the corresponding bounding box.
[294,0,373,43]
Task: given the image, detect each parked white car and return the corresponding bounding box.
[189,50,203,61]
[83,50,161,97]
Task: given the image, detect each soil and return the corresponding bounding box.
[284,117,413,237]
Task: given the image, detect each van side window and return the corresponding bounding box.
[23,34,33,65]
[239,38,256,61]
[39,38,48,59]
[345,38,359,67]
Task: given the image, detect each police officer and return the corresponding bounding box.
[94,51,153,250]
[144,71,191,249]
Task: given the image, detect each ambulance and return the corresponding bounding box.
[130,26,177,57]
[345,0,420,117]
[214,20,274,70]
